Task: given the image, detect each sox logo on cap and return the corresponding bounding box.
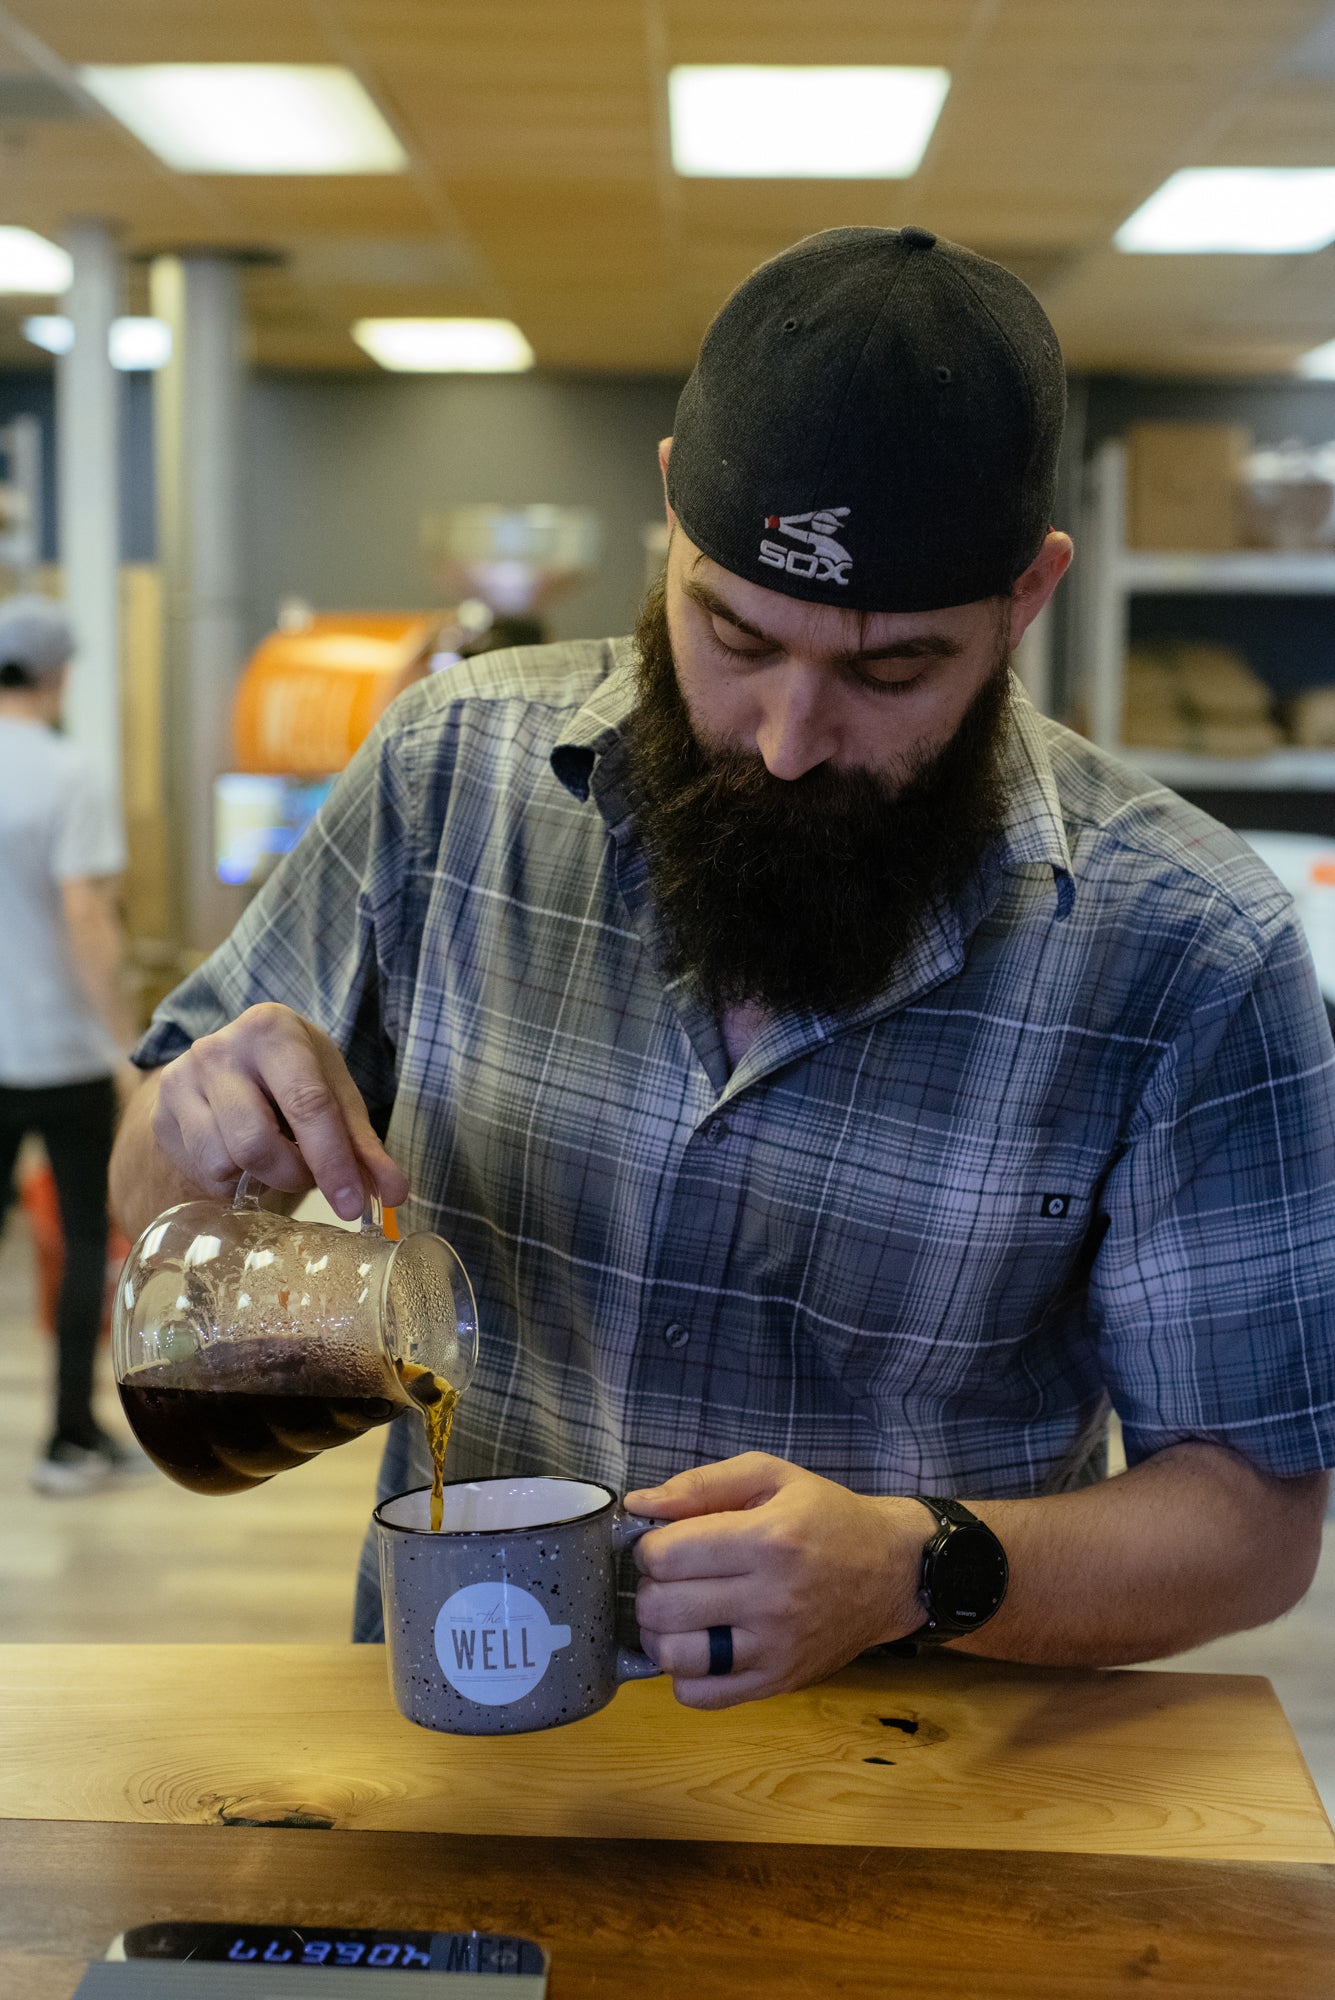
[759,506,852,586]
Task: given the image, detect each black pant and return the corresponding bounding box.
[0,1075,117,1446]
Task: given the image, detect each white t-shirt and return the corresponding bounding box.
[0,718,126,1086]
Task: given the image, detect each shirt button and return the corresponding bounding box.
[705,1117,730,1143]
[663,1323,690,1350]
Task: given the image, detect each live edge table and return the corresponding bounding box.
[1,1645,1333,1998]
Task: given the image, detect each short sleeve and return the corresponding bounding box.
[52,759,125,881]
[1090,906,1335,1478]
[132,712,420,1131]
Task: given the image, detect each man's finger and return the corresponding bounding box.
[170,1083,308,1195]
[649,1625,759,1679]
[670,1668,771,1712]
[191,1066,316,1192]
[627,1452,791,1521]
[261,1047,370,1219]
[632,1511,765,1581]
[319,1048,409,1208]
[636,1576,748,1633]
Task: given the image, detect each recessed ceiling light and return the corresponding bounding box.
[668,66,949,178]
[21,313,174,369]
[1297,336,1335,378]
[352,319,536,373]
[78,64,407,174]
[0,228,72,294]
[21,314,74,355]
[1116,169,1335,253]
[108,316,172,371]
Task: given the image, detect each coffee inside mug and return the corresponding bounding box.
[379,1475,613,1536]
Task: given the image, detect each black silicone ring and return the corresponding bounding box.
[706,1625,733,1676]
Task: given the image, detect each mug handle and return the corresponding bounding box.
[233,1171,383,1235]
[613,1510,663,1684]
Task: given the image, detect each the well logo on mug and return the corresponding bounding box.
[434,1582,572,1705]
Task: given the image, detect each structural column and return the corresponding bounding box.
[56,220,121,815]
[150,252,246,957]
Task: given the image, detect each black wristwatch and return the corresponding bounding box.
[904,1496,1008,1644]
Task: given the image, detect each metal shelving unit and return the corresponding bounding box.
[1078,438,1335,789]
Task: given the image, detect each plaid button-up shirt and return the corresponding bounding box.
[135,640,1335,1640]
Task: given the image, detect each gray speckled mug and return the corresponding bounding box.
[375,1476,661,1735]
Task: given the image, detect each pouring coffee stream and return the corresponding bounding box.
[395,1361,461,1532]
[113,1175,477,1528]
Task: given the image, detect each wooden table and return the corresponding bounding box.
[2,1644,1333,1997]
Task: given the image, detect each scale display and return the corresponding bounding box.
[116,1925,546,1976]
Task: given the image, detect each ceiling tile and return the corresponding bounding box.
[0,0,1329,371]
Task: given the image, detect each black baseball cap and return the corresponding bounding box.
[667,225,1066,614]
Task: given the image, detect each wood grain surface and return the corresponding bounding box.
[2,1643,1331,1862]
[3,1818,1335,2000]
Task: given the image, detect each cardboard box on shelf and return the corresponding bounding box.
[1126,423,1251,551]
[1121,639,1282,755]
[1287,687,1335,748]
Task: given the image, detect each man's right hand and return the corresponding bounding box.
[146,1003,408,1222]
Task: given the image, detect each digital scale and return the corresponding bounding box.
[72,1925,548,1997]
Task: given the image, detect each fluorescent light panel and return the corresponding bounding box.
[21,314,173,370]
[78,64,407,174]
[0,228,72,294]
[1116,169,1335,253]
[1297,336,1335,379]
[668,66,949,178]
[352,319,535,373]
[21,315,74,355]
[108,317,172,370]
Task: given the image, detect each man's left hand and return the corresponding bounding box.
[625,1453,927,1709]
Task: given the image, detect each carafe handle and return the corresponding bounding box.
[233,1171,384,1235]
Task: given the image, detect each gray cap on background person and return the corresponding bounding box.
[0,594,76,687]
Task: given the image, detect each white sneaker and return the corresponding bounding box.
[30,1440,113,1497]
[97,1435,155,1481]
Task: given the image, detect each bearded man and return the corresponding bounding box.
[112,227,1333,1704]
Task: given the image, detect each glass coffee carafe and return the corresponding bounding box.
[112,1175,478,1507]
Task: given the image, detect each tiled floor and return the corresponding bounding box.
[2,1209,1331,1814]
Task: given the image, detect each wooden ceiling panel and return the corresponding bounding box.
[375,46,659,183]
[334,0,642,47]
[672,181,913,242]
[407,117,659,184]
[23,0,328,64]
[0,0,1329,372]
[934,0,1329,207]
[1207,81,1335,165]
[1041,245,1291,370]
[661,0,978,65]
[1196,245,1335,342]
[975,0,1323,69]
[443,183,667,294]
[206,175,442,240]
[0,126,223,244]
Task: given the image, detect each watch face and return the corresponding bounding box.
[927,1522,1008,1626]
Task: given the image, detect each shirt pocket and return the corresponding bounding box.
[771,1111,1116,1400]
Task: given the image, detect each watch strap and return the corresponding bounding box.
[910,1494,979,1532]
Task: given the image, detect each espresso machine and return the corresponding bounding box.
[419,503,603,647]
[215,505,603,893]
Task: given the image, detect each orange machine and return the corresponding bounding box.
[231,611,449,776]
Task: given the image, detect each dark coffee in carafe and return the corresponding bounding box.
[119,1338,408,1494]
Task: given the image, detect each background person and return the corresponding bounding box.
[0,595,143,1494]
[111,228,1333,1702]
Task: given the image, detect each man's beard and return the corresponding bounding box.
[627,576,1013,1017]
